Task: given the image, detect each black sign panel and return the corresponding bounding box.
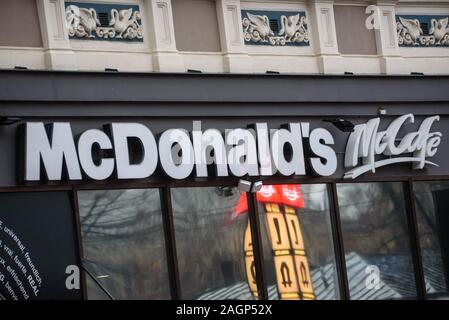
[0,192,81,300]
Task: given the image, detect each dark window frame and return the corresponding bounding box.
[2,175,449,300]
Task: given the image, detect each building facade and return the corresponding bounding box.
[0,0,449,301]
[1,0,449,74]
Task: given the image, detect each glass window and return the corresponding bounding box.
[337,182,417,300]
[413,180,449,298]
[257,184,339,300]
[78,189,170,300]
[171,187,257,300]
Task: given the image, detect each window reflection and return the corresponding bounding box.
[253,184,339,300]
[171,187,256,300]
[337,182,417,300]
[414,181,449,298]
[78,189,171,300]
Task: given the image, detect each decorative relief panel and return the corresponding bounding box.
[397,15,449,47]
[241,10,309,46]
[65,2,143,41]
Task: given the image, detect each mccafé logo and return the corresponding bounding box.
[21,114,441,182]
[344,114,441,178]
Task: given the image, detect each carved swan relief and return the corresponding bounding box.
[429,17,449,44]
[279,14,300,41]
[65,4,143,41]
[109,8,141,38]
[279,14,307,42]
[397,16,449,46]
[242,11,309,46]
[66,5,100,38]
[245,13,274,41]
[398,17,423,45]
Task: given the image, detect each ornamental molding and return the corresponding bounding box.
[241,10,309,46]
[397,15,449,47]
[65,2,143,41]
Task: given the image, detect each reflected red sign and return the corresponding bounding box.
[235,184,304,216]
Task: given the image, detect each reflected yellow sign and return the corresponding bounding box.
[285,214,305,253]
[242,192,315,300]
[294,254,315,300]
[266,212,291,251]
[244,223,253,253]
[264,203,315,300]
[245,255,258,298]
[244,224,258,299]
[274,255,300,299]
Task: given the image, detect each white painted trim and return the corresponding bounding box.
[143,0,184,71]
[0,47,46,70]
[340,54,381,57]
[216,0,252,72]
[178,51,225,56]
[0,46,45,51]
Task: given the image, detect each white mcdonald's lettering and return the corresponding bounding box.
[344,114,441,179]
[23,121,338,181]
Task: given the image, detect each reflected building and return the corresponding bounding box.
[73,181,449,300]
